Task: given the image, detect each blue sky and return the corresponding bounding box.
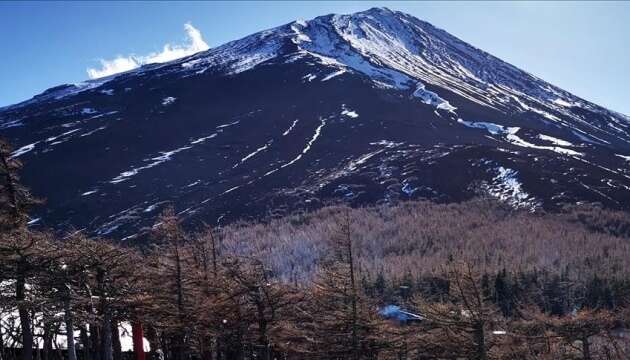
[1,1,628,114]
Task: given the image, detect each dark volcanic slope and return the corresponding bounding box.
[1,8,630,239]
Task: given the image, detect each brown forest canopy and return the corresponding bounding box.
[218,200,630,283]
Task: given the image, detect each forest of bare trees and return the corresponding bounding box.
[2,137,630,360]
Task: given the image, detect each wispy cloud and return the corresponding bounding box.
[87,23,209,79]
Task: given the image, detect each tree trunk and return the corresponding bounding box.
[174,246,185,360]
[131,322,145,360]
[42,322,52,360]
[79,326,90,360]
[209,229,218,278]
[256,299,269,360]
[65,299,77,360]
[0,320,4,360]
[100,308,113,360]
[111,321,121,360]
[582,336,592,360]
[16,272,33,360]
[89,323,101,360]
[345,214,359,360]
[198,336,212,360]
[473,321,486,360]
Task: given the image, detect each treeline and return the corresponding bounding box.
[2,139,630,359]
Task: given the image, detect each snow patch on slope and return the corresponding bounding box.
[235,141,273,167]
[457,119,582,157]
[553,98,577,107]
[302,73,317,82]
[413,83,456,112]
[162,97,176,106]
[341,104,359,118]
[110,129,222,184]
[264,117,327,177]
[191,133,217,144]
[282,119,299,136]
[537,134,573,147]
[484,166,538,210]
[506,132,583,157]
[110,146,193,184]
[0,119,24,130]
[321,70,346,81]
[10,142,38,158]
[457,119,518,135]
[282,118,326,169]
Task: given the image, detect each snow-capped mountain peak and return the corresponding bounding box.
[2,8,630,238]
[170,7,629,144]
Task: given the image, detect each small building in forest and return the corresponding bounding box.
[379,305,423,324]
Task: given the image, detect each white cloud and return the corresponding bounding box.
[87,57,139,79]
[87,23,209,79]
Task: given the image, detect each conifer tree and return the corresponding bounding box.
[0,139,45,360]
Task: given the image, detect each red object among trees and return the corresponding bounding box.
[132,322,145,360]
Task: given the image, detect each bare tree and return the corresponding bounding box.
[60,234,140,360]
[543,309,622,359]
[410,262,507,359]
[0,230,54,360]
[143,207,199,360]
[305,208,385,359]
[188,226,222,360]
[216,256,302,359]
